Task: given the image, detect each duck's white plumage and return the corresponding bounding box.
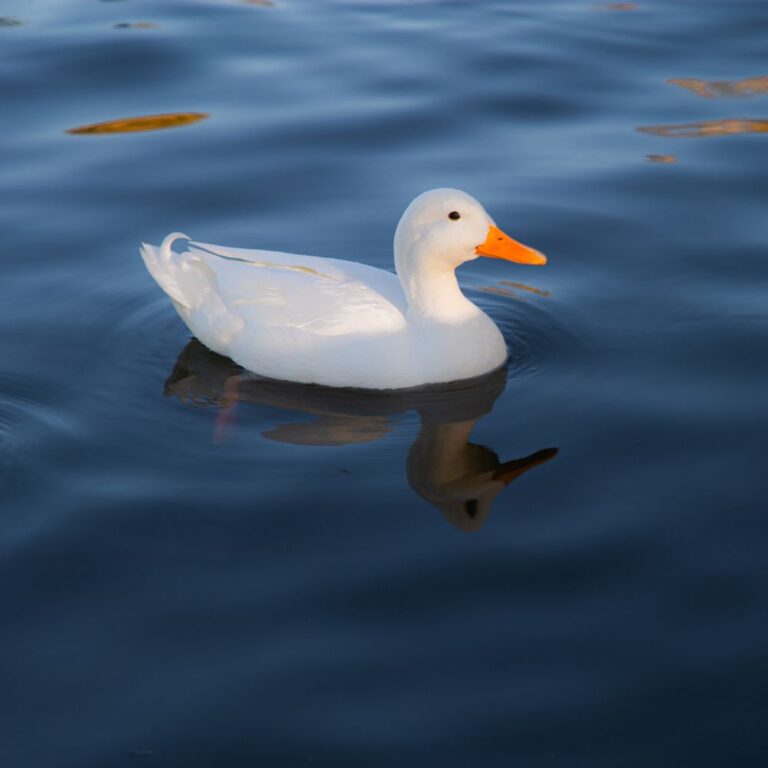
[140,188,546,389]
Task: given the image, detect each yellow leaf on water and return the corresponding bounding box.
[646,154,678,163]
[668,76,768,99]
[637,118,768,138]
[66,112,209,135]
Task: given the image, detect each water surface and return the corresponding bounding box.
[1,1,767,766]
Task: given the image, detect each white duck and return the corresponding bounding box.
[141,188,546,389]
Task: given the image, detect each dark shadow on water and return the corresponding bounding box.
[165,339,559,532]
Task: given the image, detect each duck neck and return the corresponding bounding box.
[395,239,478,323]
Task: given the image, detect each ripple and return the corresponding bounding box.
[111,296,190,385]
[0,373,76,481]
[468,283,580,383]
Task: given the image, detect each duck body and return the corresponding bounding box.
[141,189,546,390]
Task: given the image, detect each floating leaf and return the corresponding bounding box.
[646,154,677,163]
[67,112,209,135]
[668,76,768,99]
[498,281,551,298]
[637,118,768,138]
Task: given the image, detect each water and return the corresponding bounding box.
[1,1,767,765]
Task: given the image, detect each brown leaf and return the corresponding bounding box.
[637,118,768,138]
[668,76,768,99]
[67,112,209,135]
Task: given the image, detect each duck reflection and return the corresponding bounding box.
[165,340,558,532]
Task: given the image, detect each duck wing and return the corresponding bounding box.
[141,234,407,353]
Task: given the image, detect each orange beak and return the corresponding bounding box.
[475,225,547,266]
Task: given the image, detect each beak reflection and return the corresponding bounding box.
[165,340,559,532]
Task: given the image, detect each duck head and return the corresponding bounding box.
[393,188,546,317]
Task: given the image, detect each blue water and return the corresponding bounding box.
[2,1,767,766]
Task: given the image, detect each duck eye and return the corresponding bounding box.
[448,211,460,221]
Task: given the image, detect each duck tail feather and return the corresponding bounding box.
[140,233,194,308]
